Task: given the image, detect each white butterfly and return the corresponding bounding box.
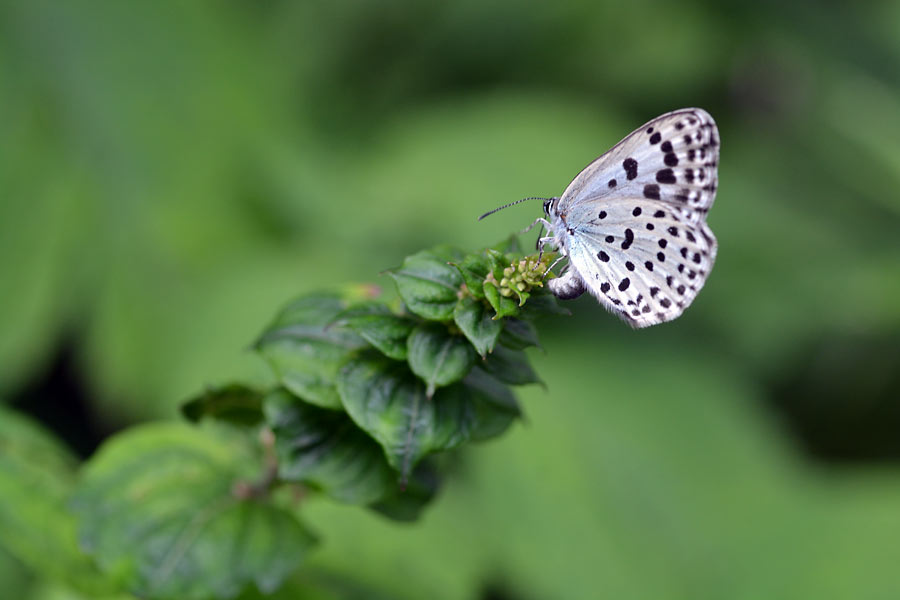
[539,108,720,327]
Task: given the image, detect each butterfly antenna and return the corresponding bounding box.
[477,197,548,221]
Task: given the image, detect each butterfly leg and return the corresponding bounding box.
[533,222,545,251]
[521,217,552,236]
[542,254,567,279]
[535,234,561,265]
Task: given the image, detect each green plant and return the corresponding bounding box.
[0,237,564,600]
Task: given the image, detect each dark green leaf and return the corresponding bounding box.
[498,318,542,350]
[0,407,113,595]
[386,249,463,321]
[72,424,316,600]
[465,368,522,441]
[263,389,396,505]
[482,344,541,385]
[337,353,477,481]
[452,253,492,300]
[406,323,476,397]
[181,384,265,427]
[331,302,416,361]
[520,290,571,317]
[484,248,508,274]
[453,295,503,357]
[255,293,365,410]
[483,280,520,319]
[368,462,440,522]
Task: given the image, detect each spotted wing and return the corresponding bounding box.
[557,108,719,221]
[563,197,717,327]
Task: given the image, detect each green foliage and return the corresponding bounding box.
[254,241,558,484]
[255,294,367,410]
[3,2,900,598]
[71,423,316,600]
[0,241,554,599]
[331,303,417,361]
[181,384,265,427]
[453,296,503,357]
[0,408,113,596]
[406,324,476,397]
[386,248,464,321]
[263,388,398,505]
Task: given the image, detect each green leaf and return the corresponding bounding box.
[368,462,440,522]
[452,254,491,300]
[0,407,113,595]
[482,344,541,386]
[465,368,522,441]
[498,318,541,350]
[511,286,531,307]
[519,290,571,317]
[181,384,265,427]
[331,302,416,361]
[337,353,477,481]
[72,423,316,600]
[386,249,463,321]
[406,323,476,397]
[255,293,366,410]
[453,295,503,357]
[483,280,520,319]
[263,388,397,505]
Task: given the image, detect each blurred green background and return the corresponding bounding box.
[2,0,900,598]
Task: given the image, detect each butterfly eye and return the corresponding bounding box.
[543,199,551,214]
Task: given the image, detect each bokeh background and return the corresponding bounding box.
[2,1,900,598]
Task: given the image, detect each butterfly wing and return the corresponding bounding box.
[550,108,720,327]
[557,108,719,221]
[563,198,717,327]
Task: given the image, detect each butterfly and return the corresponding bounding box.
[539,108,719,327]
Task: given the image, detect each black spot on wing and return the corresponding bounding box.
[656,169,676,184]
[623,158,638,180]
[643,184,660,199]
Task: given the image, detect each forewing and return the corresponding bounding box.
[558,108,719,221]
[564,197,717,327]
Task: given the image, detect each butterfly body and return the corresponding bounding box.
[544,108,720,327]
